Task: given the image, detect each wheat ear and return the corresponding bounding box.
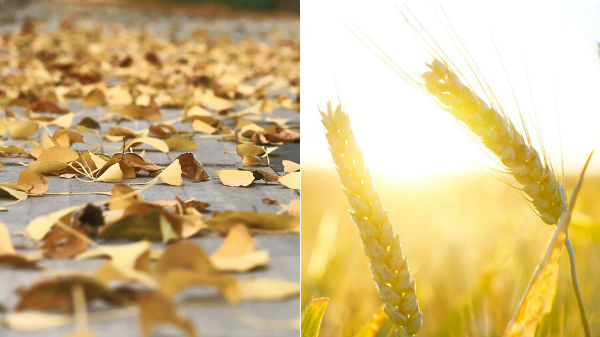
[321,102,422,336]
[422,59,566,225]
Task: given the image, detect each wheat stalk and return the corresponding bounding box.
[422,59,567,225]
[321,102,422,336]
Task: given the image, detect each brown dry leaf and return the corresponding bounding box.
[207,211,300,234]
[15,275,132,312]
[238,278,300,301]
[0,183,28,201]
[96,163,124,183]
[263,125,299,144]
[42,226,90,259]
[156,240,239,303]
[279,172,300,190]
[263,198,279,205]
[148,124,178,139]
[124,137,169,153]
[210,224,269,272]
[16,169,48,194]
[8,120,39,139]
[138,291,198,337]
[165,136,198,151]
[177,153,209,182]
[216,170,254,187]
[29,101,69,114]
[192,119,216,134]
[282,160,300,173]
[158,159,183,186]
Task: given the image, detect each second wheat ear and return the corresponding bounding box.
[321,102,422,337]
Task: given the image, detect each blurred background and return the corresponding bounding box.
[301,2,600,336]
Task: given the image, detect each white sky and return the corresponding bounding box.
[300,2,600,178]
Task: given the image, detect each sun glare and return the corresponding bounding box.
[301,2,600,179]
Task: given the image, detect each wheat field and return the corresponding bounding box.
[301,168,600,337]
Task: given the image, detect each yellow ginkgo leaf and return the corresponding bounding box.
[279,172,300,190]
[192,119,216,134]
[158,159,183,186]
[238,278,300,301]
[96,163,123,183]
[165,136,197,151]
[50,113,74,128]
[282,160,300,173]
[124,137,169,153]
[25,205,81,241]
[37,146,79,163]
[216,170,254,187]
[8,120,39,139]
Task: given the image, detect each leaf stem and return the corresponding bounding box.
[565,237,591,337]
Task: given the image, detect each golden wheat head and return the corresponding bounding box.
[422,59,567,225]
[321,102,422,336]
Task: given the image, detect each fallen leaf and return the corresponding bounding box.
[124,137,169,153]
[158,159,183,186]
[192,119,216,134]
[279,172,300,190]
[37,146,79,163]
[137,291,198,337]
[15,275,132,312]
[0,222,16,255]
[210,225,269,272]
[76,241,151,269]
[156,240,239,302]
[207,210,299,234]
[263,198,279,205]
[16,169,49,194]
[177,153,209,182]
[83,88,106,107]
[282,160,300,173]
[238,278,299,301]
[8,120,39,139]
[0,183,28,200]
[42,226,89,259]
[25,205,81,241]
[96,163,124,183]
[165,136,198,151]
[216,170,254,187]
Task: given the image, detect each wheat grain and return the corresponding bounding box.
[321,102,422,336]
[422,59,567,224]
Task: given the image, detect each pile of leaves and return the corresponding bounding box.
[0,14,299,337]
